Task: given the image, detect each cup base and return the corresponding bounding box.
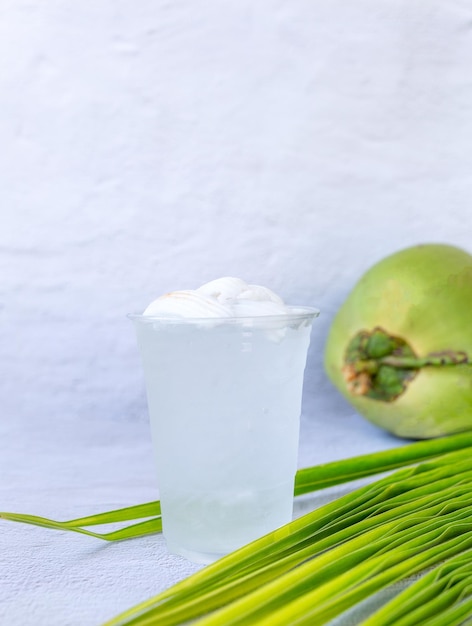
[166,543,226,565]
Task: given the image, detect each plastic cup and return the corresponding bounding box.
[130,306,318,563]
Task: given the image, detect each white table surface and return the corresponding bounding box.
[0,401,405,626]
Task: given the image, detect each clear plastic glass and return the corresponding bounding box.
[130,307,319,563]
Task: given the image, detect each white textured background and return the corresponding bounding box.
[1,2,472,625]
[2,0,472,428]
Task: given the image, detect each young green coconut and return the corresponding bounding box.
[324,243,472,439]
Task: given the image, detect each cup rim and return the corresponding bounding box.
[128,305,320,325]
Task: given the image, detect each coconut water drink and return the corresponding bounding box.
[131,278,318,563]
